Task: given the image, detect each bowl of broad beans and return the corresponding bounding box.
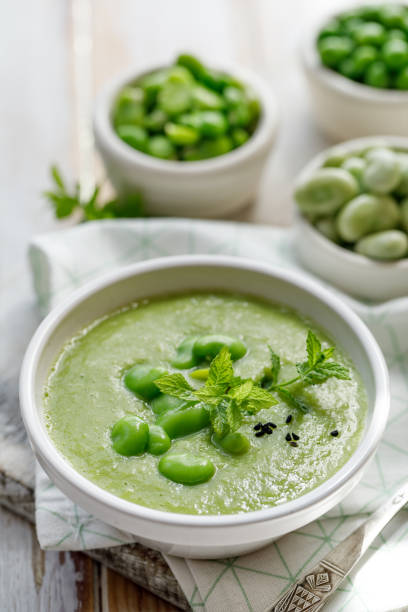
[294,136,408,301]
[94,54,278,218]
[301,3,408,139]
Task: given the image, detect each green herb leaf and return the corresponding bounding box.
[269,348,281,385]
[278,388,310,414]
[229,380,253,403]
[226,399,243,433]
[245,385,277,414]
[304,362,351,384]
[209,399,229,437]
[206,346,234,391]
[154,373,196,401]
[51,165,65,190]
[306,330,322,367]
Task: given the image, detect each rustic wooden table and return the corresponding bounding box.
[1,0,336,609]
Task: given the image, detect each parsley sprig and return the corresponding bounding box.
[44,165,144,221]
[156,347,277,437]
[261,330,350,413]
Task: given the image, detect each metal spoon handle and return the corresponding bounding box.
[266,479,408,612]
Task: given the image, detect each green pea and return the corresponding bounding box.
[166,65,194,85]
[164,122,199,145]
[363,148,401,193]
[193,334,247,361]
[339,57,358,80]
[138,69,168,105]
[395,154,408,196]
[158,452,215,485]
[111,416,149,456]
[388,29,407,41]
[318,36,354,68]
[382,39,408,70]
[355,5,381,21]
[224,86,245,107]
[317,19,342,41]
[396,66,408,89]
[182,136,233,161]
[124,364,167,400]
[353,22,386,46]
[171,336,200,369]
[202,69,243,92]
[355,230,408,260]
[211,432,250,455]
[147,135,176,160]
[195,111,228,137]
[113,87,145,128]
[157,404,210,439]
[189,368,210,381]
[341,156,366,184]
[364,60,390,88]
[401,198,408,232]
[143,109,168,132]
[352,45,378,77]
[231,127,250,148]
[378,4,407,29]
[227,104,251,128]
[343,17,365,36]
[147,425,171,455]
[158,82,192,116]
[192,85,225,111]
[116,125,148,152]
[294,168,359,218]
[315,217,340,243]
[176,54,206,81]
[336,194,400,242]
[150,394,186,416]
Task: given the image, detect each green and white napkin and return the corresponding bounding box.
[30,219,408,612]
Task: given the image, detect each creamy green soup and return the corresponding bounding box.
[44,293,367,515]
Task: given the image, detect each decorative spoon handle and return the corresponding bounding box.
[265,479,408,612]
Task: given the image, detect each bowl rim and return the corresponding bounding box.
[93,61,278,175]
[295,134,408,271]
[300,1,408,104]
[20,255,389,528]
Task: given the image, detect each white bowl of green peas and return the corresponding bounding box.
[294,136,408,301]
[301,3,408,140]
[94,54,278,218]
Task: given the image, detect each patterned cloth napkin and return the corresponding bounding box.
[30,219,408,612]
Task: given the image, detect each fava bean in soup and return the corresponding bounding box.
[44,293,367,515]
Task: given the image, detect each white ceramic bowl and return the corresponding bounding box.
[295,136,408,301]
[301,5,408,141]
[20,256,389,558]
[93,64,278,218]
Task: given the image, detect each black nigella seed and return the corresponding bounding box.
[286,415,293,424]
[292,433,300,441]
[254,423,262,431]
[290,441,298,447]
[255,431,265,438]
[285,433,292,442]
[330,430,339,437]
[263,426,273,435]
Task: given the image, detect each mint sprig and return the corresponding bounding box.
[262,330,350,413]
[155,347,277,437]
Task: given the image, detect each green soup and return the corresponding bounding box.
[44,293,367,515]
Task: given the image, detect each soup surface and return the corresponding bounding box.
[44,293,367,515]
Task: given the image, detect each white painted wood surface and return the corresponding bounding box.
[1,0,341,609]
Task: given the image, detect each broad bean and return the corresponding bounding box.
[124,364,167,400]
[294,168,359,218]
[157,404,210,439]
[355,230,408,260]
[111,416,149,456]
[147,425,171,455]
[211,432,250,455]
[336,194,400,242]
[363,148,401,193]
[193,334,247,361]
[171,336,199,369]
[401,198,408,232]
[315,217,340,243]
[158,452,215,485]
[150,394,186,416]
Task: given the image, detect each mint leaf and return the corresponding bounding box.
[226,399,242,433]
[245,385,277,414]
[307,362,350,384]
[306,330,322,367]
[194,386,223,405]
[229,380,253,403]
[278,388,310,414]
[209,399,229,437]
[154,373,196,401]
[206,346,234,392]
[269,348,281,385]
[51,165,65,190]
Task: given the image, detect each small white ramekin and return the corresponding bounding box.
[93,64,278,218]
[20,256,389,558]
[295,136,408,301]
[301,5,408,141]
